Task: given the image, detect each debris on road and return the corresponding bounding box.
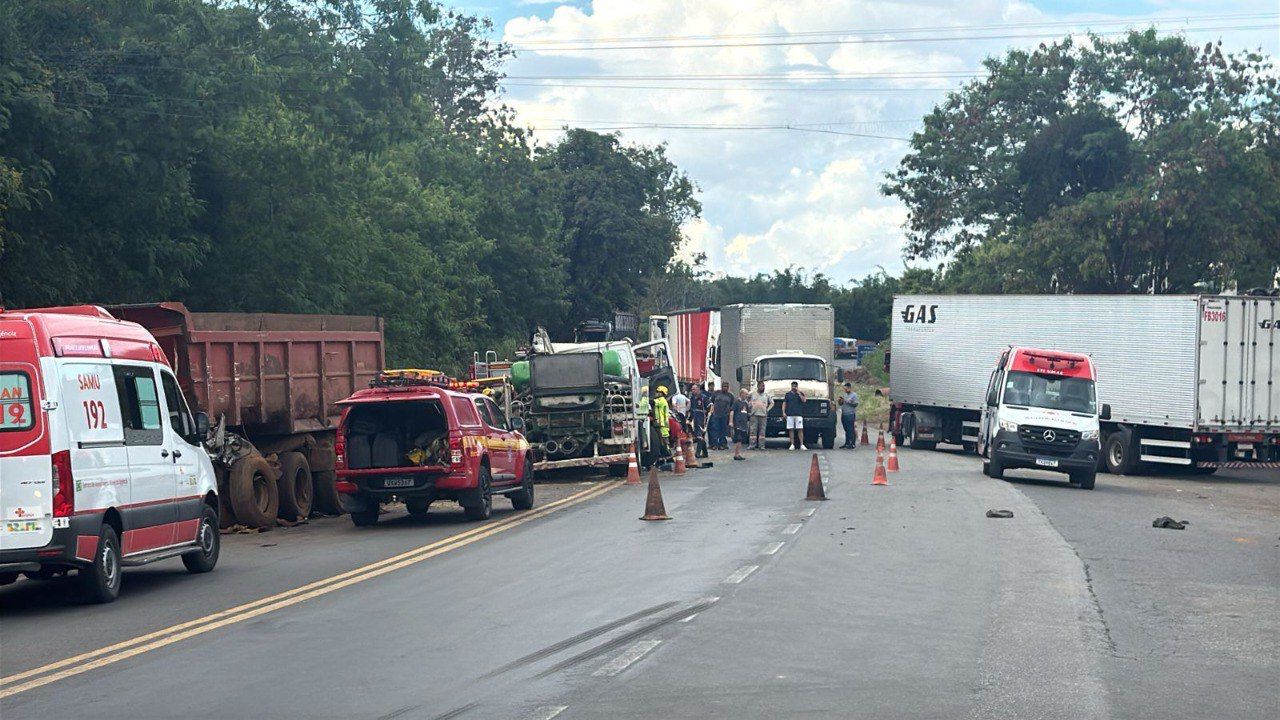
[985,509,1014,518]
[1152,516,1190,530]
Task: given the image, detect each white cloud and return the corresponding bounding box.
[499,0,1280,282]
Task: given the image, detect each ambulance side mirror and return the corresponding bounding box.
[195,411,210,437]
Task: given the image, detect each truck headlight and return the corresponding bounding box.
[1080,429,1099,441]
[998,418,1018,433]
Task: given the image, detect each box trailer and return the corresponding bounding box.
[656,307,721,387]
[888,294,1279,473]
[109,302,385,525]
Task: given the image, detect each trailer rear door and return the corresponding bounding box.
[1197,296,1279,431]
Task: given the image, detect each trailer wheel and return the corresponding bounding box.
[907,418,936,451]
[510,458,535,511]
[275,452,313,520]
[229,456,279,528]
[1104,429,1139,475]
[312,470,345,515]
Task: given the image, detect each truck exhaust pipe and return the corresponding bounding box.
[543,440,560,455]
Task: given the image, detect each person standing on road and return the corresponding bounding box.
[689,384,711,458]
[839,382,860,449]
[731,386,752,461]
[748,380,772,450]
[669,385,690,419]
[709,382,734,450]
[784,381,807,450]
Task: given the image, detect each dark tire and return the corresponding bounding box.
[608,462,628,478]
[1072,470,1097,490]
[962,442,978,454]
[1104,429,1138,475]
[405,498,432,517]
[312,470,345,515]
[229,456,279,528]
[510,458,535,511]
[76,524,122,604]
[821,428,836,450]
[1190,466,1218,475]
[275,452,313,520]
[907,419,936,451]
[182,505,221,573]
[803,429,818,448]
[214,464,237,529]
[350,503,380,527]
[0,572,18,586]
[985,454,1005,480]
[464,465,493,521]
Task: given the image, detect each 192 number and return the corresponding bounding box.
[83,400,108,429]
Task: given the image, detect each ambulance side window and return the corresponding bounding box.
[113,365,164,446]
[160,370,198,444]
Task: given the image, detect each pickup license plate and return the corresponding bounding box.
[382,477,415,489]
[1035,458,1059,468]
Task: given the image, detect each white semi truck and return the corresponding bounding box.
[888,294,1280,474]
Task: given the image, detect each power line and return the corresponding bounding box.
[527,121,912,141]
[503,82,960,93]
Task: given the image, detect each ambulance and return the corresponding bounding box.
[0,306,220,603]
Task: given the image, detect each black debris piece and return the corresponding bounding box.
[986,509,1014,519]
[1152,516,1189,530]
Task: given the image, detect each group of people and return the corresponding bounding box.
[645,379,861,465]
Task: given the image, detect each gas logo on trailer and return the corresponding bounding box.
[900,304,938,324]
[1260,319,1277,330]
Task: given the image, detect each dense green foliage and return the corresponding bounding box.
[0,0,697,368]
[883,31,1280,293]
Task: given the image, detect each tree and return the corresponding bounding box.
[883,31,1280,293]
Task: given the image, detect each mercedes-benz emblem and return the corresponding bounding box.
[1042,429,1056,442]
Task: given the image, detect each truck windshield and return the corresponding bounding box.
[758,358,825,382]
[1002,371,1096,414]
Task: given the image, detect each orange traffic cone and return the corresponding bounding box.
[684,438,700,468]
[860,420,870,446]
[873,448,889,485]
[640,466,671,521]
[805,453,827,501]
[876,428,885,452]
[673,441,686,474]
[887,437,900,472]
[625,443,642,485]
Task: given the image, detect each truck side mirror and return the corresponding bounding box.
[735,367,744,383]
[195,411,210,437]
[1099,404,1111,421]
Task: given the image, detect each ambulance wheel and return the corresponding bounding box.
[313,470,345,515]
[275,452,313,520]
[183,505,221,573]
[77,525,122,604]
[229,456,279,528]
[1071,470,1097,490]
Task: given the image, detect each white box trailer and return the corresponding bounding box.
[889,294,1279,473]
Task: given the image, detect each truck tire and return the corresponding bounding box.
[182,505,221,573]
[510,458,535,511]
[1071,469,1097,490]
[349,504,380,527]
[275,452,313,520]
[312,470,345,515]
[76,524,122,604]
[229,456,279,529]
[1104,429,1139,475]
[821,427,836,450]
[608,462,628,478]
[907,418,936,451]
[464,465,493,521]
[215,464,237,529]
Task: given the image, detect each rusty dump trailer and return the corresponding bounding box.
[109,302,384,527]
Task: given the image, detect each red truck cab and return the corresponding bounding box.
[334,373,533,526]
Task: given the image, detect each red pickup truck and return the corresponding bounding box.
[334,376,534,526]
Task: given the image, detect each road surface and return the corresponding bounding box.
[1,444,1275,719]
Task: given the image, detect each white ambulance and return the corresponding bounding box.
[0,305,220,602]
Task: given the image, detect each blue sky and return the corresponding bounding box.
[444,1,1279,283]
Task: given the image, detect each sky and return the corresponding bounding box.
[448,0,1279,284]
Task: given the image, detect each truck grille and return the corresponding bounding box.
[1018,425,1080,456]
[768,399,828,417]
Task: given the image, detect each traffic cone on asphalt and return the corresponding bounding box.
[625,443,642,485]
[805,453,827,501]
[860,420,870,446]
[873,448,889,485]
[887,437,900,472]
[640,466,671,521]
[673,441,687,474]
[876,428,885,452]
[684,439,700,469]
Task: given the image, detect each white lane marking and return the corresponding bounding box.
[680,613,700,623]
[592,640,661,677]
[724,565,759,584]
[760,541,785,555]
[680,596,720,622]
[783,523,802,535]
[802,508,816,518]
[528,707,568,720]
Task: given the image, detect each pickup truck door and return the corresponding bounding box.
[475,398,515,482]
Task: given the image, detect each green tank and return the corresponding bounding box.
[511,350,622,390]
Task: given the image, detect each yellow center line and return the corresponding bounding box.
[0,481,620,699]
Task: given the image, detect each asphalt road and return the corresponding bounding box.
[1,445,1275,719]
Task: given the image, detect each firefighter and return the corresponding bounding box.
[653,385,674,469]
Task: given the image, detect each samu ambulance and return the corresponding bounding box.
[0,305,219,603]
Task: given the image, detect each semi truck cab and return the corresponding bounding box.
[977,347,1108,489]
[738,352,836,449]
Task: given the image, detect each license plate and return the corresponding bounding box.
[382,477,415,488]
[1035,458,1059,468]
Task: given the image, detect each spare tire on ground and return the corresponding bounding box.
[229,456,279,528]
[276,451,313,520]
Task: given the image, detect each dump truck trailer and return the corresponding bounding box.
[888,294,1279,474]
[108,303,385,526]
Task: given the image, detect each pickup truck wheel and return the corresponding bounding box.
[464,466,493,521]
[275,452,313,521]
[76,525,122,604]
[312,470,345,515]
[229,457,279,528]
[1104,429,1138,475]
[510,458,535,510]
[182,505,221,573]
[350,504,380,527]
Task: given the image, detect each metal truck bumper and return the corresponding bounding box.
[765,415,835,436]
[991,430,1098,473]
